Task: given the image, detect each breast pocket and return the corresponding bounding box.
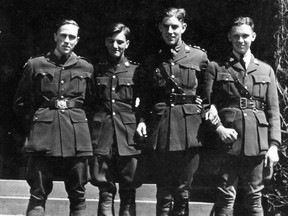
[28,108,54,151]
[254,111,269,151]
[96,77,110,99]
[118,77,135,100]
[71,70,91,93]
[34,69,56,94]
[179,63,199,88]
[119,111,136,145]
[216,72,234,93]
[252,74,270,98]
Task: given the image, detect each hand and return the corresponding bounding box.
[136,122,147,137]
[216,125,238,144]
[195,97,203,109]
[265,145,279,168]
[205,104,220,125]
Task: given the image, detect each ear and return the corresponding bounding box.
[158,23,163,33]
[75,37,80,45]
[251,32,256,42]
[181,22,187,34]
[227,32,231,42]
[126,40,130,49]
[54,33,57,42]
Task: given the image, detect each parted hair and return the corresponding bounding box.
[230,16,255,31]
[105,23,130,40]
[55,19,80,34]
[160,7,186,23]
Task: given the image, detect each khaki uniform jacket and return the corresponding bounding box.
[141,42,209,151]
[14,52,93,157]
[204,54,281,156]
[90,57,142,156]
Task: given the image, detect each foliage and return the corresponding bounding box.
[263,0,288,215]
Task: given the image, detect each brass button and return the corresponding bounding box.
[60,80,64,85]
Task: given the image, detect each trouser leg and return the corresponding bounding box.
[156,186,173,216]
[26,157,53,216]
[118,156,139,216]
[242,156,264,216]
[65,157,89,216]
[215,155,238,216]
[119,188,136,216]
[98,185,117,216]
[172,149,199,216]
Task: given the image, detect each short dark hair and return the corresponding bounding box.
[55,19,80,34]
[160,7,186,23]
[105,23,130,40]
[230,16,254,31]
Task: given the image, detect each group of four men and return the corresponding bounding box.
[13,6,280,216]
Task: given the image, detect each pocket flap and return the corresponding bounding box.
[217,72,233,81]
[252,75,271,84]
[182,104,199,115]
[71,70,91,79]
[120,111,136,124]
[69,109,88,123]
[96,77,109,86]
[35,69,55,78]
[219,108,236,122]
[179,62,200,71]
[118,77,134,86]
[33,108,54,122]
[255,112,269,126]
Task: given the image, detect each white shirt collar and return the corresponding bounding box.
[233,50,252,68]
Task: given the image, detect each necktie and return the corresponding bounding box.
[59,55,68,65]
[239,55,246,70]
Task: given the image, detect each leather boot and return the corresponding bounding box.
[98,191,115,216]
[156,187,173,216]
[26,197,45,216]
[70,209,87,216]
[172,190,189,216]
[119,189,136,216]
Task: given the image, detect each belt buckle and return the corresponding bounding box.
[240,98,247,109]
[55,99,68,109]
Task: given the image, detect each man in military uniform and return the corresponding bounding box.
[136,7,209,216]
[13,19,93,216]
[89,23,142,216]
[204,17,280,216]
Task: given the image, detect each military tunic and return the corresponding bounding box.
[14,52,93,157]
[90,57,141,156]
[204,53,281,215]
[142,42,209,151]
[204,54,281,156]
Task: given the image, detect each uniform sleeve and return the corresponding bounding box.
[84,62,95,118]
[13,61,35,134]
[265,66,281,146]
[133,64,151,123]
[197,52,209,100]
[203,61,217,105]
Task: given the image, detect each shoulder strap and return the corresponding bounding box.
[226,67,252,99]
[158,63,184,94]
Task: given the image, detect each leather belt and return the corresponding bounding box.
[41,100,83,109]
[169,93,198,106]
[221,97,265,110]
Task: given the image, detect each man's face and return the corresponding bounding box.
[54,24,79,56]
[159,16,187,47]
[105,31,129,59]
[228,24,256,55]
